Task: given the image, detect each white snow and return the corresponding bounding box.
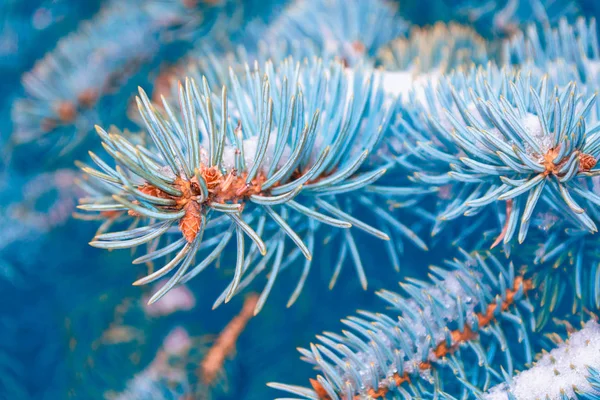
[379,70,414,98]
[377,70,440,104]
[407,271,480,364]
[520,112,552,157]
[219,136,292,173]
[484,320,600,400]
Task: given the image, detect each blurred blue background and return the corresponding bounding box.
[1,0,597,399]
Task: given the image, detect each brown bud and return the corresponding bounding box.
[199,165,223,191]
[179,201,202,243]
[579,153,597,172]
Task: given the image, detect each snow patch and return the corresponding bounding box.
[484,320,600,400]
